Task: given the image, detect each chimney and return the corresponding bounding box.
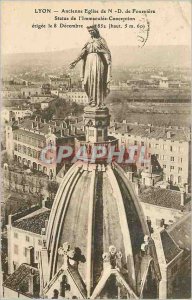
[48,126,52,134]
[35,116,38,122]
[62,122,66,129]
[167,131,171,139]
[26,246,35,266]
[45,219,49,232]
[134,181,140,196]
[185,184,189,193]
[126,125,130,132]
[148,125,152,133]
[32,122,35,129]
[114,123,117,130]
[127,171,133,182]
[8,215,13,225]
[180,188,186,206]
[42,198,47,208]
[28,268,37,296]
[60,129,64,137]
[52,126,57,134]
[36,123,40,130]
[41,228,46,236]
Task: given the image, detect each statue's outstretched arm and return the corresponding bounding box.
[69,43,88,69]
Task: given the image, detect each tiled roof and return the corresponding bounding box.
[13,119,83,138]
[2,85,22,92]
[41,98,55,103]
[108,122,190,142]
[3,264,40,298]
[140,187,191,210]
[168,212,191,251]
[13,209,50,234]
[161,230,181,263]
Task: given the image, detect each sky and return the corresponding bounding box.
[1,0,191,54]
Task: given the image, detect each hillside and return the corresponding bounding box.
[2,45,190,70]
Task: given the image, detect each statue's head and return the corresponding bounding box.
[87,25,100,38]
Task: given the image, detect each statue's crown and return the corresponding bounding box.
[87,25,98,30]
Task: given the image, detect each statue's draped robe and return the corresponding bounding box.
[78,37,111,106]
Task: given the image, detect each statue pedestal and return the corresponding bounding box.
[83,105,110,143]
[75,105,118,163]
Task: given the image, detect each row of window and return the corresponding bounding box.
[155,154,183,163]
[14,143,40,158]
[121,139,185,153]
[14,246,40,261]
[163,165,182,171]
[13,133,46,148]
[14,232,42,245]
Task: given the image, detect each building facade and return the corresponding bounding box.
[5,118,77,178]
[1,108,33,123]
[109,122,191,188]
[6,202,50,274]
[61,90,89,105]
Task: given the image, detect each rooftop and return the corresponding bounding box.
[12,208,50,234]
[139,187,191,210]
[3,264,40,298]
[109,122,190,142]
[2,85,22,92]
[12,118,84,138]
[168,212,191,251]
[160,230,182,263]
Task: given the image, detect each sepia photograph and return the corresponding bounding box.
[0,1,191,299]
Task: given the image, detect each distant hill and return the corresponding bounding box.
[2,45,190,70]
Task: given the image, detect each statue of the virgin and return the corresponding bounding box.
[69,25,112,107]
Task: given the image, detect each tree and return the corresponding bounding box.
[47,181,59,200]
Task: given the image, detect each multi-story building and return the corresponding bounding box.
[21,86,42,98]
[61,90,89,105]
[49,75,71,90]
[29,95,55,104]
[5,117,82,178]
[138,186,191,230]
[40,98,55,110]
[108,122,191,188]
[6,200,50,274]
[1,108,33,123]
[1,86,22,99]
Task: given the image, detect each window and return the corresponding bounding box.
[156,154,159,159]
[14,232,18,238]
[14,245,19,255]
[97,130,102,137]
[134,141,137,145]
[171,156,174,161]
[24,247,28,257]
[163,165,166,169]
[89,130,94,137]
[170,166,174,170]
[141,141,144,146]
[170,146,173,152]
[36,251,39,260]
[38,239,42,246]
[178,167,182,172]
[26,236,30,242]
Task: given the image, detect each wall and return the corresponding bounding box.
[7,225,43,274]
[140,202,184,229]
